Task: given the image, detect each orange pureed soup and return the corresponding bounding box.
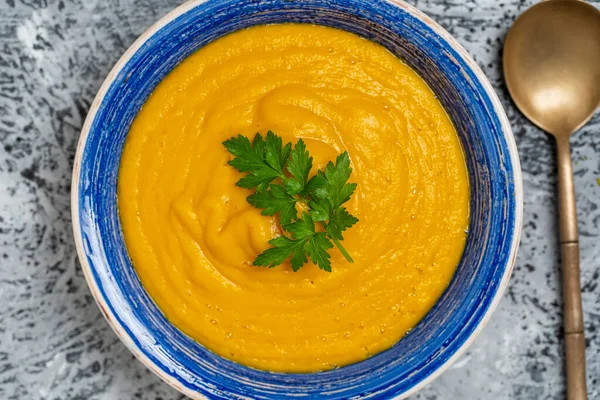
[118,24,469,372]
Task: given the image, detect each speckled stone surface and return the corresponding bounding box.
[0,0,599,399]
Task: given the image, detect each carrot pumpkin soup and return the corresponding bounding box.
[118,24,469,372]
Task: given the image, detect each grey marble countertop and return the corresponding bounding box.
[1,0,599,399]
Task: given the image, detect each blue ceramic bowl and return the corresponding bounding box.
[72,0,522,398]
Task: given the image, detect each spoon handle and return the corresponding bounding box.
[556,136,587,400]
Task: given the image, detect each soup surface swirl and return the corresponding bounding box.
[118,24,470,372]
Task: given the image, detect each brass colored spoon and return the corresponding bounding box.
[504,1,600,399]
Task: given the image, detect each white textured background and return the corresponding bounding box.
[0,0,599,399]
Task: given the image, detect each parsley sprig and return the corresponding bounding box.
[223,131,359,272]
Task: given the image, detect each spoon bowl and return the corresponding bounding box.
[504,0,600,137]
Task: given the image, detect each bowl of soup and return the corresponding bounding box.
[71,0,522,398]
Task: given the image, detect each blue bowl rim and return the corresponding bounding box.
[71,0,524,398]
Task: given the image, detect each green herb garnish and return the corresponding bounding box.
[223,131,359,272]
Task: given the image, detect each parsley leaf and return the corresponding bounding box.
[236,168,281,190]
[285,214,316,239]
[304,232,334,272]
[284,139,312,195]
[253,236,307,270]
[247,184,297,225]
[304,171,327,196]
[325,207,358,245]
[224,132,358,272]
[223,132,291,190]
[308,196,332,222]
[253,214,333,271]
[326,206,359,241]
[223,133,266,173]
[265,131,292,174]
[314,152,357,208]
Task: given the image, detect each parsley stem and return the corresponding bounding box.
[317,221,354,264]
[331,237,354,263]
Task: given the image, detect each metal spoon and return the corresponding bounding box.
[503,1,600,399]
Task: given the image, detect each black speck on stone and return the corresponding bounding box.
[525,263,535,272]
